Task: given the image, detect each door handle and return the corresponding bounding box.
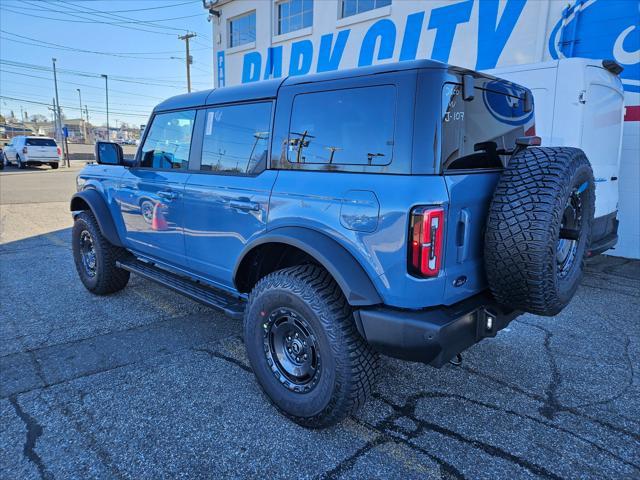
[229,200,260,212]
[158,190,179,201]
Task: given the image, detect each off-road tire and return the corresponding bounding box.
[485,147,595,316]
[244,264,378,428]
[51,163,59,170]
[72,211,130,295]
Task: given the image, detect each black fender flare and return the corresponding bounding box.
[234,227,382,306]
[70,189,124,247]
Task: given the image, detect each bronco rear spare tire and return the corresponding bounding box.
[484,147,595,316]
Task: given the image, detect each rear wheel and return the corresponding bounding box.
[244,265,378,428]
[17,155,25,169]
[72,211,130,294]
[484,147,595,316]
[51,163,59,170]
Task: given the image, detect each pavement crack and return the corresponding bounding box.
[461,364,640,442]
[520,322,563,420]
[9,395,52,480]
[375,392,565,480]
[194,347,253,374]
[57,397,126,479]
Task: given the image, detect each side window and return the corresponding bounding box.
[140,110,195,170]
[200,102,272,175]
[288,86,395,166]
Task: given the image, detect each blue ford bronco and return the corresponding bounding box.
[71,60,594,427]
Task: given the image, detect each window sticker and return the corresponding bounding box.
[206,110,223,136]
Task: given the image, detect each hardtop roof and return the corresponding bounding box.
[153,59,529,112]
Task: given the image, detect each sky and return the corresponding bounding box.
[0,0,216,128]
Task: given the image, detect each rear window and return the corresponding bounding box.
[26,138,57,147]
[441,81,533,171]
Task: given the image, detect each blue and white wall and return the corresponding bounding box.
[210,0,640,258]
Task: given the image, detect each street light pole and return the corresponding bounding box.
[76,88,87,143]
[178,32,196,92]
[101,74,110,140]
[52,58,69,166]
[85,105,90,142]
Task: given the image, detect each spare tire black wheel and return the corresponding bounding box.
[484,147,595,316]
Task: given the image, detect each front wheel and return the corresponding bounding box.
[51,163,59,170]
[72,211,131,295]
[244,265,378,428]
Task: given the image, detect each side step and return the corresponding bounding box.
[117,258,245,319]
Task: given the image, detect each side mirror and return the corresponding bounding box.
[95,141,123,165]
[3,143,8,146]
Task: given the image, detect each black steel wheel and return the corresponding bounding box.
[557,185,585,279]
[263,307,321,393]
[244,265,378,428]
[78,230,97,278]
[72,211,130,295]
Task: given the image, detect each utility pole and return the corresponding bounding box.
[178,32,196,92]
[76,89,87,143]
[101,74,110,140]
[85,105,90,142]
[52,58,69,167]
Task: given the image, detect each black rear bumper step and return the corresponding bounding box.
[117,259,245,319]
[354,292,520,367]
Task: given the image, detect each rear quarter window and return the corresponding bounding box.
[287,85,396,167]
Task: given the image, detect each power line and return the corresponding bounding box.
[0,35,186,61]
[3,0,199,13]
[8,2,177,37]
[0,95,151,119]
[0,30,208,57]
[0,59,189,88]
[0,87,153,114]
[0,69,169,101]
[53,0,202,34]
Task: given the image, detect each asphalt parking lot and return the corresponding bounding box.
[1,163,639,479]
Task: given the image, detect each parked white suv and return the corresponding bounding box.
[2,136,62,169]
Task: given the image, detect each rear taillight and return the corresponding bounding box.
[409,207,445,277]
[57,147,62,156]
[22,147,28,154]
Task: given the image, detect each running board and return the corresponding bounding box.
[117,258,245,319]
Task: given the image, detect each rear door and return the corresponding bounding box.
[25,138,58,160]
[579,66,625,217]
[440,79,533,304]
[182,101,276,289]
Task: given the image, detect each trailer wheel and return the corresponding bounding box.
[484,147,594,316]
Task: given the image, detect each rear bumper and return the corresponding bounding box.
[25,158,59,164]
[354,292,520,367]
[588,211,619,257]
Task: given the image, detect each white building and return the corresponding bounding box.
[204,0,639,258]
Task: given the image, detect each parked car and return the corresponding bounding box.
[70,59,601,428]
[3,136,61,169]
